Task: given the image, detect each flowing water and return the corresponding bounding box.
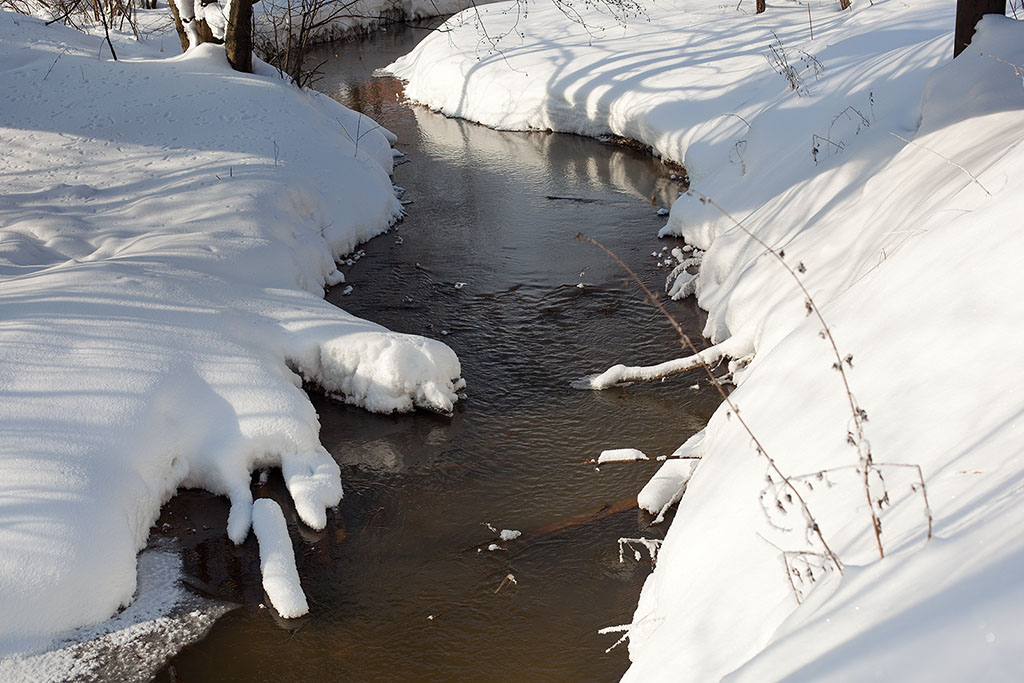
[154,23,719,682]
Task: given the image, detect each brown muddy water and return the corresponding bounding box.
[153,22,719,682]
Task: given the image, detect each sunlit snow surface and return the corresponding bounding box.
[0,9,459,658]
[393,2,1024,681]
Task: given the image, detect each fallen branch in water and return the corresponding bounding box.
[572,334,751,390]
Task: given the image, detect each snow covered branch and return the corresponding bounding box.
[573,335,749,390]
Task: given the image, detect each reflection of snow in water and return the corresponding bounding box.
[0,549,233,682]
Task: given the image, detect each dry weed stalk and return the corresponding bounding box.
[576,231,843,573]
[765,31,822,96]
[684,188,938,559]
[976,49,1024,88]
[889,132,992,197]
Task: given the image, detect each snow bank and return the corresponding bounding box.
[252,499,309,618]
[0,11,460,657]
[391,1,1024,679]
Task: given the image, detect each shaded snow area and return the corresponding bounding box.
[393,2,1024,680]
[0,548,233,682]
[0,10,460,661]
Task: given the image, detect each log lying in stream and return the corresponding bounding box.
[526,496,640,539]
[468,496,641,552]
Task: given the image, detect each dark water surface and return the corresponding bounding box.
[156,23,718,682]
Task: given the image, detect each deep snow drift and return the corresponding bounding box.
[392,1,1024,679]
[0,10,460,659]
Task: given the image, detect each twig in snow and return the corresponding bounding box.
[758,534,834,604]
[890,132,991,197]
[43,51,64,80]
[812,134,845,164]
[977,49,1024,88]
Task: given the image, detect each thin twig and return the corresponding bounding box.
[890,132,991,197]
[43,51,64,80]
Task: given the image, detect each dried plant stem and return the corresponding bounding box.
[976,49,1024,88]
[890,132,991,197]
[875,462,933,540]
[685,188,885,559]
[576,232,842,573]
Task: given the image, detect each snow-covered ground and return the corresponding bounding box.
[391,1,1024,679]
[0,8,461,663]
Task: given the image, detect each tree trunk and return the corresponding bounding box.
[195,16,216,44]
[167,0,190,52]
[167,0,252,74]
[756,0,765,13]
[226,0,254,73]
[954,0,1005,57]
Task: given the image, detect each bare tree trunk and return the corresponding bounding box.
[195,15,216,44]
[167,0,190,52]
[226,0,255,72]
[168,0,253,74]
[755,0,765,13]
[954,0,1005,57]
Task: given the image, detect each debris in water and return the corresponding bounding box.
[494,573,518,594]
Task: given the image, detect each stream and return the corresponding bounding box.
[154,22,719,682]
